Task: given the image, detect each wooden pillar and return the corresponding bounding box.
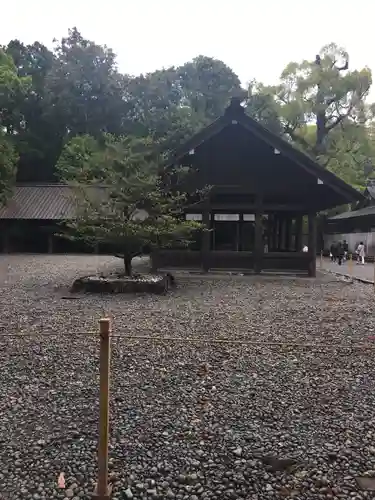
[272,215,279,252]
[265,215,271,252]
[308,212,317,277]
[277,216,284,251]
[235,217,240,252]
[285,217,292,251]
[295,215,303,251]
[201,210,210,272]
[254,195,263,273]
[238,213,244,251]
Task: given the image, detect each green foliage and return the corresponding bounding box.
[0,49,29,198]
[1,28,375,194]
[56,134,101,182]
[0,134,17,204]
[3,40,60,182]
[0,48,31,133]
[248,43,375,191]
[58,135,205,274]
[44,28,127,138]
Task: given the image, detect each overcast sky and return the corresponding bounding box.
[2,0,374,94]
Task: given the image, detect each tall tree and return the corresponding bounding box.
[0,48,31,134]
[45,28,127,139]
[124,56,244,141]
[267,44,372,154]
[246,80,283,135]
[248,44,375,190]
[4,40,61,182]
[57,134,205,275]
[177,55,245,120]
[0,48,30,197]
[0,133,17,204]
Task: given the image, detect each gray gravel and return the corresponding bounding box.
[1,255,375,500]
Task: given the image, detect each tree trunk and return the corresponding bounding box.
[315,57,326,154]
[124,255,132,276]
[316,110,326,152]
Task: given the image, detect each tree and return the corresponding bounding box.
[57,134,205,275]
[0,48,30,197]
[124,56,244,146]
[4,40,61,182]
[0,48,31,134]
[177,55,245,120]
[0,133,18,204]
[261,44,372,155]
[246,80,283,135]
[248,44,375,190]
[321,122,375,190]
[45,28,127,139]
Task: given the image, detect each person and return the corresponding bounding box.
[337,241,343,265]
[342,240,349,261]
[356,241,365,265]
[330,241,337,263]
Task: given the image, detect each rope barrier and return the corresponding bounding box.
[0,331,375,350]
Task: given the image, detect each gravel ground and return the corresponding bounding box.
[1,255,375,500]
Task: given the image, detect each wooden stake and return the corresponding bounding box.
[93,318,112,500]
[348,253,353,277]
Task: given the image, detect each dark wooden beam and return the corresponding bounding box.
[285,217,292,251]
[254,194,264,273]
[201,210,210,272]
[308,212,317,277]
[186,203,307,212]
[295,215,303,252]
[277,217,284,251]
[272,216,278,251]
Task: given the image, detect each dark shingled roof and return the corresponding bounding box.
[0,184,76,220]
[169,97,363,207]
[329,205,375,220]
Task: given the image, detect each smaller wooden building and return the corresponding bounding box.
[153,98,362,276]
[325,180,375,256]
[0,184,90,253]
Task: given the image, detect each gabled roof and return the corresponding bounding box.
[329,205,375,220]
[0,184,76,220]
[0,184,109,220]
[169,97,363,204]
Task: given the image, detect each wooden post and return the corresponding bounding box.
[348,252,353,277]
[201,210,210,272]
[273,215,279,251]
[308,212,317,277]
[295,215,302,252]
[254,195,263,273]
[285,217,292,252]
[277,217,283,251]
[266,215,271,252]
[238,213,244,251]
[93,318,112,500]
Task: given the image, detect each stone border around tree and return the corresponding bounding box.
[70,272,176,294]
